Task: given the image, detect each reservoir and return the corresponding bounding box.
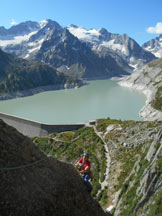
[0,79,146,124]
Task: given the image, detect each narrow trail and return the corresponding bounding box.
[86,123,111,192]
[51,134,82,143]
[93,127,111,191]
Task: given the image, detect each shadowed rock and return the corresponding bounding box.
[0,119,107,216]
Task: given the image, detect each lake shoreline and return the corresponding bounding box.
[0,79,146,123]
[118,74,162,121]
[0,83,84,101]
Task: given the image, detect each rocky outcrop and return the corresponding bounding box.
[93,119,162,216]
[113,125,162,216]
[0,119,107,216]
[119,58,162,121]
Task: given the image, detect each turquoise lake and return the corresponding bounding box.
[0,79,146,124]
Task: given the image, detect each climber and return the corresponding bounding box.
[75,152,93,193]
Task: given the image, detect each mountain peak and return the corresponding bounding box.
[142,33,162,58]
[39,19,49,28]
[98,27,109,35]
[69,24,78,28]
[39,19,62,30]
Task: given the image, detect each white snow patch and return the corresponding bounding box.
[40,20,48,28]
[100,40,128,55]
[68,26,101,43]
[0,31,37,47]
[153,49,162,58]
[24,38,45,58]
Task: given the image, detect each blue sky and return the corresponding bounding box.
[1,0,162,45]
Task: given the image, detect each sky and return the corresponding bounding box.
[1,0,162,45]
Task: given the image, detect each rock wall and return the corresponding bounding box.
[0,119,107,216]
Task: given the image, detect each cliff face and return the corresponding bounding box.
[95,119,162,216]
[119,58,162,121]
[32,119,162,215]
[0,119,107,216]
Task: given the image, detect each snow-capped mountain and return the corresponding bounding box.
[0,19,156,79]
[142,34,162,58]
[68,25,156,70]
[0,21,39,37]
[0,19,61,59]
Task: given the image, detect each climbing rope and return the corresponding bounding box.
[0,158,48,171]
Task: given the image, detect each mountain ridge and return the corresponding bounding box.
[68,24,156,70]
[0,19,157,79]
[142,34,162,58]
[0,48,83,99]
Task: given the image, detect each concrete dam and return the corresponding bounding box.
[0,112,85,137]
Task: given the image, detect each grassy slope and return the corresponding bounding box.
[32,118,162,214]
[32,127,107,198]
[148,58,162,111]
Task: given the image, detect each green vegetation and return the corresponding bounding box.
[95,118,162,214]
[148,189,162,216]
[32,118,161,211]
[96,118,122,132]
[148,58,162,68]
[119,158,149,216]
[32,127,107,198]
[151,86,162,111]
[0,49,82,95]
[156,157,162,174]
[143,71,148,76]
[96,118,141,133]
[97,188,108,206]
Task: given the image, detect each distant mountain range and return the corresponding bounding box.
[142,34,162,58]
[0,19,158,79]
[68,25,157,69]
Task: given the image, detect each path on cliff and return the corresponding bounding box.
[85,123,111,192]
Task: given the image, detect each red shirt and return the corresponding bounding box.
[79,157,91,171]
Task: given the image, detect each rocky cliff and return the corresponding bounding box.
[32,118,162,215]
[0,119,107,216]
[94,119,162,216]
[119,58,162,121]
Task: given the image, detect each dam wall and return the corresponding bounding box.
[0,112,85,137]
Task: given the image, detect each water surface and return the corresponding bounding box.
[0,79,146,123]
